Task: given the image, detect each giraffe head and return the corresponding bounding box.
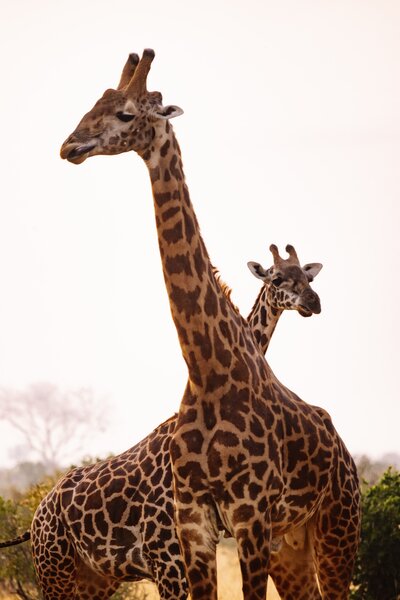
[60,49,183,164]
[248,244,322,317]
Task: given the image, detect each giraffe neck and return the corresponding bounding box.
[142,121,238,388]
[247,286,283,355]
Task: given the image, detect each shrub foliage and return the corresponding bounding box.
[351,468,400,600]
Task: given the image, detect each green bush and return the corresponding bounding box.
[351,468,400,600]
[0,494,40,599]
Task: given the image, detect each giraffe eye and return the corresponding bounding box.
[272,277,283,287]
[116,112,136,122]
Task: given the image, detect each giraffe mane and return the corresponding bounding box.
[211,266,239,314]
[152,413,178,433]
[247,285,267,321]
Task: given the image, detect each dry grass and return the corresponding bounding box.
[217,539,280,600]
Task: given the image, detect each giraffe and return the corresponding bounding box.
[59,50,360,599]
[0,244,325,600]
[247,242,322,349]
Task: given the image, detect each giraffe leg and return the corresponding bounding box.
[312,495,360,599]
[174,500,219,600]
[269,535,321,600]
[151,558,188,600]
[142,538,188,600]
[75,559,119,600]
[312,533,358,599]
[34,542,118,600]
[32,509,118,600]
[37,575,76,600]
[141,505,188,600]
[235,517,270,600]
[31,513,77,599]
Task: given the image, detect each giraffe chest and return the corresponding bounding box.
[171,381,336,530]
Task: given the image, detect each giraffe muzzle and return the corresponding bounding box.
[60,142,97,163]
[298,291,321,317]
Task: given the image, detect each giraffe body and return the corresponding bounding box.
[29,412,331,600]
[28,396,358,600]
[21,248,325,599]
[59,50,360,599]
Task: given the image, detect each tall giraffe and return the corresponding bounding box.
[60,50,360,600]
[0,243,324,600]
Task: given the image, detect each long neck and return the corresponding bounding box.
[247,286,283,355]
[142,122,237,388]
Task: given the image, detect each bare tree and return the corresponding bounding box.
[0,383,107,468]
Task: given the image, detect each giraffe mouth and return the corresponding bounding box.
[60,142,97,164]
[298,306,313,318]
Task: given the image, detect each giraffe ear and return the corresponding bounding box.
[247,262,270,281]
[302,262,323,282]
[153,105,184,120]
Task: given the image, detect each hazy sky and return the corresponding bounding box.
[0,0,399,467]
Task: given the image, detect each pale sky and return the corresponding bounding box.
[0,0,399,467]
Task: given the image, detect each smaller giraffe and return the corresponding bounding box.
[0,245,324,600]
[247,242,322,353]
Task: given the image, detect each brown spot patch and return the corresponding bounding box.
[106,497,127,523]
[201,400,217,430]
[193,243,206,279]
[149,166,160,182]
[170,284,201,321]
[233,504,255,524]
[220,385,248,431]
[213,327,232,368]
[181,429,204,453]
[205,369,228,393]
[231,356,250,383]
[170,154,182,180]
[160,139,170,157]
[165,253,193,276]
[204,283,218,318]
[162,221,183,244]
[154,191,172,207]
[182,207,196,243]
[211,430,240,447]
[192,323,212,360]
[208,446,222,477]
